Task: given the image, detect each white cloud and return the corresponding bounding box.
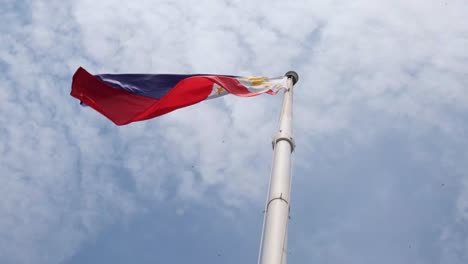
[1,0,468,263]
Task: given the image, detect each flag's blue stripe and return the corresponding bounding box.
[96,74,198,99]
[96,73,237,99]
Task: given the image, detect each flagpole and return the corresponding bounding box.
[259,71,298,264]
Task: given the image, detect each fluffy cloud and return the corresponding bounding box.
[1,0,467,263]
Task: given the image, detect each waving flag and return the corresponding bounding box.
[71,67,287,125]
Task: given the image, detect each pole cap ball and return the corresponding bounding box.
[285,71,299,85]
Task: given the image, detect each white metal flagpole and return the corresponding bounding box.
[259,71,298,264]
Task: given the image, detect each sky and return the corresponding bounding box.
[1,0,468,263]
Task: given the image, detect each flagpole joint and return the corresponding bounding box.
[272,133,295,152]
[266,194,289,210]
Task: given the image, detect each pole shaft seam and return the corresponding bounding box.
[272,136,295,152]
[266,196,289,210]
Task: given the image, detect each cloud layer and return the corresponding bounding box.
[1,0,468,263]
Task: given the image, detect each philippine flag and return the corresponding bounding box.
[71,67,288,125]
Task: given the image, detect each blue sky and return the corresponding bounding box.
[1,0,468,263]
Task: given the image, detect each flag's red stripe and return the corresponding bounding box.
[207,76,279,96]
[205,76,250,96]
[71,68,214,125]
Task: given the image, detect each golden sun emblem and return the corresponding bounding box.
[245,76,268,86]
[216,87,225,94]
